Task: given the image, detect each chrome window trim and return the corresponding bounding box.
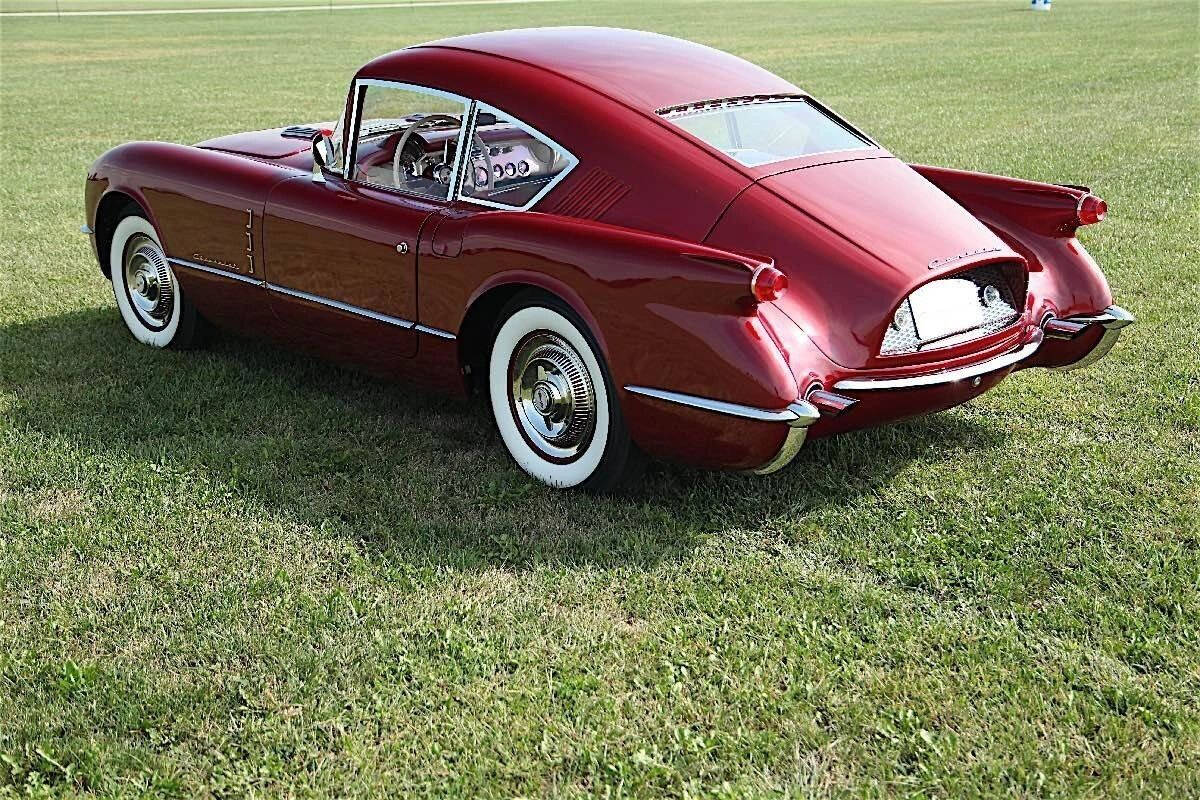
[455,100,579,213]
[657,95,876,169]
[834,331,1043,391]
[168,256,457,339]
[624,385,820,428]
[346,78,472,202]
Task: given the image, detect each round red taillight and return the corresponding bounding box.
[1078,194,1108,226]
[751,265,788,302]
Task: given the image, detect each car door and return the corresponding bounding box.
[263,79,474,359]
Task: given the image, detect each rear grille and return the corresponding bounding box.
[881,263,1024,355]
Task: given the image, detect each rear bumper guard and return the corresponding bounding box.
[622,386,821,475]
[1046,305,1135,371]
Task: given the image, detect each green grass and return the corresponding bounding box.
[1,0,1198,796]
[0,0,491,13]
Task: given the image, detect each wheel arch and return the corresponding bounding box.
[456,273,610,394]
[93,188,154,279]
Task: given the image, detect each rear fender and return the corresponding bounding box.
[443,212,799,410]
[912,165,1113,321]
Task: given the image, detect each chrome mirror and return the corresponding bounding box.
[311,131,335,184]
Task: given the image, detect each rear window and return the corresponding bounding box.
[661,98,870,167]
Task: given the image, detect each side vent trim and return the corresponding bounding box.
[546,167,629,220]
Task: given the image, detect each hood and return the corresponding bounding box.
[705,156,1023,368]
[196,123,334,160]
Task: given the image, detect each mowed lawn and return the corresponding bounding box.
[1,0,1197,796]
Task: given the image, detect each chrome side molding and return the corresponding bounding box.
[168,256,263,286]
[270,282,414,328]
[413,324,457,340]
[167,256,458,340]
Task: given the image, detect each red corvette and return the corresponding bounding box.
[84,27,1133,490]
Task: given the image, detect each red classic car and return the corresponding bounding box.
[84,27,1134,490]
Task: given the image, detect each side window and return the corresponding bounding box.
[458,103,576,209]
[349,81,470,199]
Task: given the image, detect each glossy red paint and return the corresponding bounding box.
[85,28,1132,475]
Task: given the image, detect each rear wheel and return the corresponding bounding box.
[109,210,204,349]
[488,292,642,491]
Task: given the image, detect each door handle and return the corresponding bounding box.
[395,242,409,255]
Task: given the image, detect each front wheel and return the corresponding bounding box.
[109,211,204,349]
[488,293,642,491]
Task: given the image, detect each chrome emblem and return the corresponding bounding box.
[928,247,1003,270]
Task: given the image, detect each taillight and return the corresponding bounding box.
[751,265,788,302]
[1077,194,1107,226]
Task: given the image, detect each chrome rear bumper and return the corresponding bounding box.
[833,331,1044,391]
[625,305,1133,476]
[832,304,1134,390]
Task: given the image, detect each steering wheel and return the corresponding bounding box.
[470,129,495,194]
[392,114,461,189]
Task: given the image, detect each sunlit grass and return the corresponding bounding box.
[1,1,1198,797]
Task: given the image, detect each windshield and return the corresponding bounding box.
[662,98,871,167]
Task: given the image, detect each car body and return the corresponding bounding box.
[84,27,1134,489]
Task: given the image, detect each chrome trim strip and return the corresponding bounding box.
[168,257,263,286]
[413,324,456,340]
[624,386,821,427]
[269,283,414,328]
[834,332,1044,391]
[170,255,460,337]
[455,100,580,213]
[1049,305,1135,372]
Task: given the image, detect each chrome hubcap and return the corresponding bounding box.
[123,235,174,324]
[510,331,596,460]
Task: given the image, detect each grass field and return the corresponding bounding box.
[0,0,521,14]
[1,0,1198,797]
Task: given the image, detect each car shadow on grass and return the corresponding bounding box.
[2,307,1007,569]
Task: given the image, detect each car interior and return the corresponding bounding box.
[352,111,568,207]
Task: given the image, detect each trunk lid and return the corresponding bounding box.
[706,157,1023,368]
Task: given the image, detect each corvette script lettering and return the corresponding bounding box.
[191,253,242,272]
[928,247,1003,270]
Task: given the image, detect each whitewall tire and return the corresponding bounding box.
[109,212,202,349]
[489,294,641,491]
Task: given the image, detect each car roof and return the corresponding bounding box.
[362,27,802,113]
